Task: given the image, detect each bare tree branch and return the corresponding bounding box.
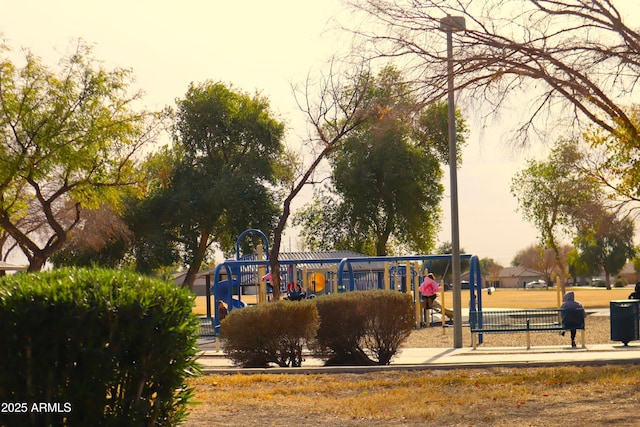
[347,0,640,145]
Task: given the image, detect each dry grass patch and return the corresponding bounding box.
[185,365,640,426]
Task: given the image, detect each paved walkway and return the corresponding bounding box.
[196,340,640,374]
[197,308,640,374]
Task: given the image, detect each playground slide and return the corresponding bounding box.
[443,307,454,320]
[229,298,246,309]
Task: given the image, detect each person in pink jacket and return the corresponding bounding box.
[419,273,442,311]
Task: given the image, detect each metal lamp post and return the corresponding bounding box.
[440,15,466,349]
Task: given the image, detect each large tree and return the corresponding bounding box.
[511,140,600,291]
[0,40,162,271]
[573,208,636,289]
[135,82,286,289]
[294,67,467,255]
[580,106,640,213]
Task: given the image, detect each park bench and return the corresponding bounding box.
[198,317,218,337]
[469,308,586,350]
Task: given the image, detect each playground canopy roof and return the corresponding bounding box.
[234,250,391,271]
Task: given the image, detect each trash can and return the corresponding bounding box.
[610,300,640,346]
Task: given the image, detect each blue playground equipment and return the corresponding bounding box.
[205,229,485,339]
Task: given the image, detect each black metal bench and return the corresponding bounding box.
[469,308,586,349]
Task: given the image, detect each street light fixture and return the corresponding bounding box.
[440,15,466,349]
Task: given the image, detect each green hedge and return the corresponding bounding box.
[220,300,319,368]
[0,268,200,427]
[312,290,414,365]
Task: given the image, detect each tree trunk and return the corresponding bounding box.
[269,145,334,300]
[182,228,210,292]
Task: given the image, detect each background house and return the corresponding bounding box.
[618,261,640,285]
[495,266,546,288]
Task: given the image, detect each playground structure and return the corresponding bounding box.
[204,229,485,337]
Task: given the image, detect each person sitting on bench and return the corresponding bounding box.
[561,291,585,348]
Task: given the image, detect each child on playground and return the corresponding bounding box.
[218,300,228,321]
[288,283,307,301]
[419,273,442,311]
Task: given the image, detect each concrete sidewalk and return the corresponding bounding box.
[195,340,640,374]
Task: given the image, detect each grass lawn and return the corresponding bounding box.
[186,286,639,426]
[186,365,640,426]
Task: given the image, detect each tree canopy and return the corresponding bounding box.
[573,208,636,288]
[511,140,601,288]
[130,81,287,289]
[0,40,162,271]
[294,66,467,255]
[512,138,636,288]
[349,0,640,224]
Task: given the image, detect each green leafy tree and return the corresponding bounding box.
[295,67,468,256]
[0,40,162,271]
[566,247,598,285]
[133,82,286,289]
[511,140,599,292]
[573,212,635,289]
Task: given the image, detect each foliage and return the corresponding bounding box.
[360,291,415,364]
[0,39,162,271]
[0,268,200,427]
[613,277,628,288]
[573,214,636,288]
[220,300,319,368]
[50,205,133,268]
[311,290,414,365]
[511,139,601,287]
[512,244,573,282]
[479,257,503,283]
[267,61,380,297]
[583,105,640,209]
[310,292,371,365]
[566,247,598,284]
[130,82,287,287]
[295,67,468,255]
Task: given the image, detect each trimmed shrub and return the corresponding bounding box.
[0,268,200,427]
[311,292,371,365]
[361,291,415,365]
[613,277,627,288]
[311,290,414,366]
[220,300,319,368]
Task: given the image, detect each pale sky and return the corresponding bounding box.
[1,0,638,266]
